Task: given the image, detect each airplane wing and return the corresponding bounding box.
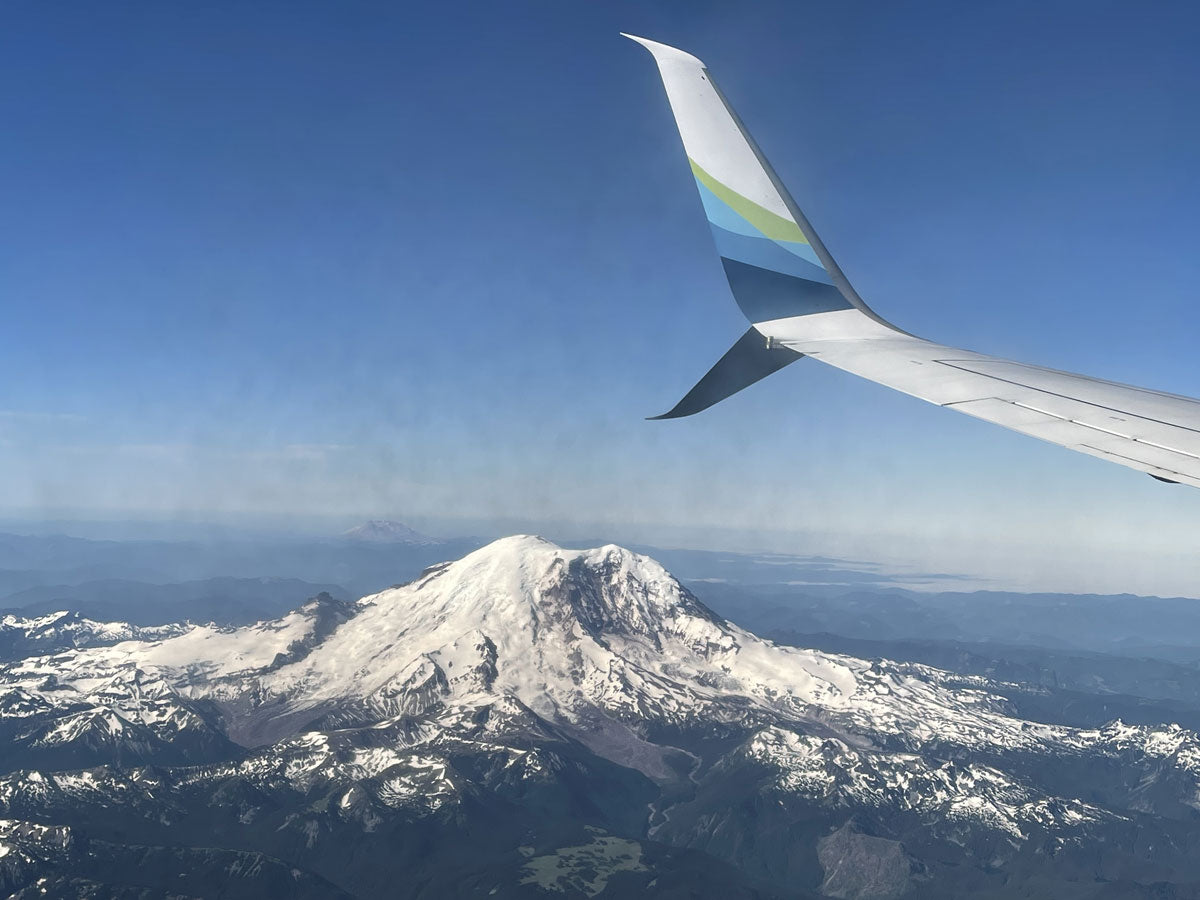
[624,33,1200,488]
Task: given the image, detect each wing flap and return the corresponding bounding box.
[948,396,1200,484]
[937,359,1200,437]
[1078,445,1199,487]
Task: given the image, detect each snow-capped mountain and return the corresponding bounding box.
[340,520,435,544]
[0,537,1198,898]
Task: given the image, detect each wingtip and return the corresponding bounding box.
[646,405,692,421]
[619,32,706,68]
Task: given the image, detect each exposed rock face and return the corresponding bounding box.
[817,823,918,900]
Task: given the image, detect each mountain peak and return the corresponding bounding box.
[341,520,434,544]
[413,535,718,634]
[245,535,739,728]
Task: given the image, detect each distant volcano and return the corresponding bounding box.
[340,519,435,544]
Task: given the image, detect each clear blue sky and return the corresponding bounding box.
[3,1,1200,593]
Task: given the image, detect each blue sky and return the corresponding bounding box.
[3,1,1200,593]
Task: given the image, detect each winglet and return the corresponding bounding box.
[650,328,803,419]
[624,31,896,332]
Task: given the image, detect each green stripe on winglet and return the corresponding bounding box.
[689,158,808,244]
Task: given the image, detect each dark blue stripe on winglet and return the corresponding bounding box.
[721,257,852,323]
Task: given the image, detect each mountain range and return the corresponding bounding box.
[0,537,1198,897]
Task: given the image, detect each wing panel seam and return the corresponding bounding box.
[945,397,1200,461]
[1078,444,1190,480]
[935,360,1200,438]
